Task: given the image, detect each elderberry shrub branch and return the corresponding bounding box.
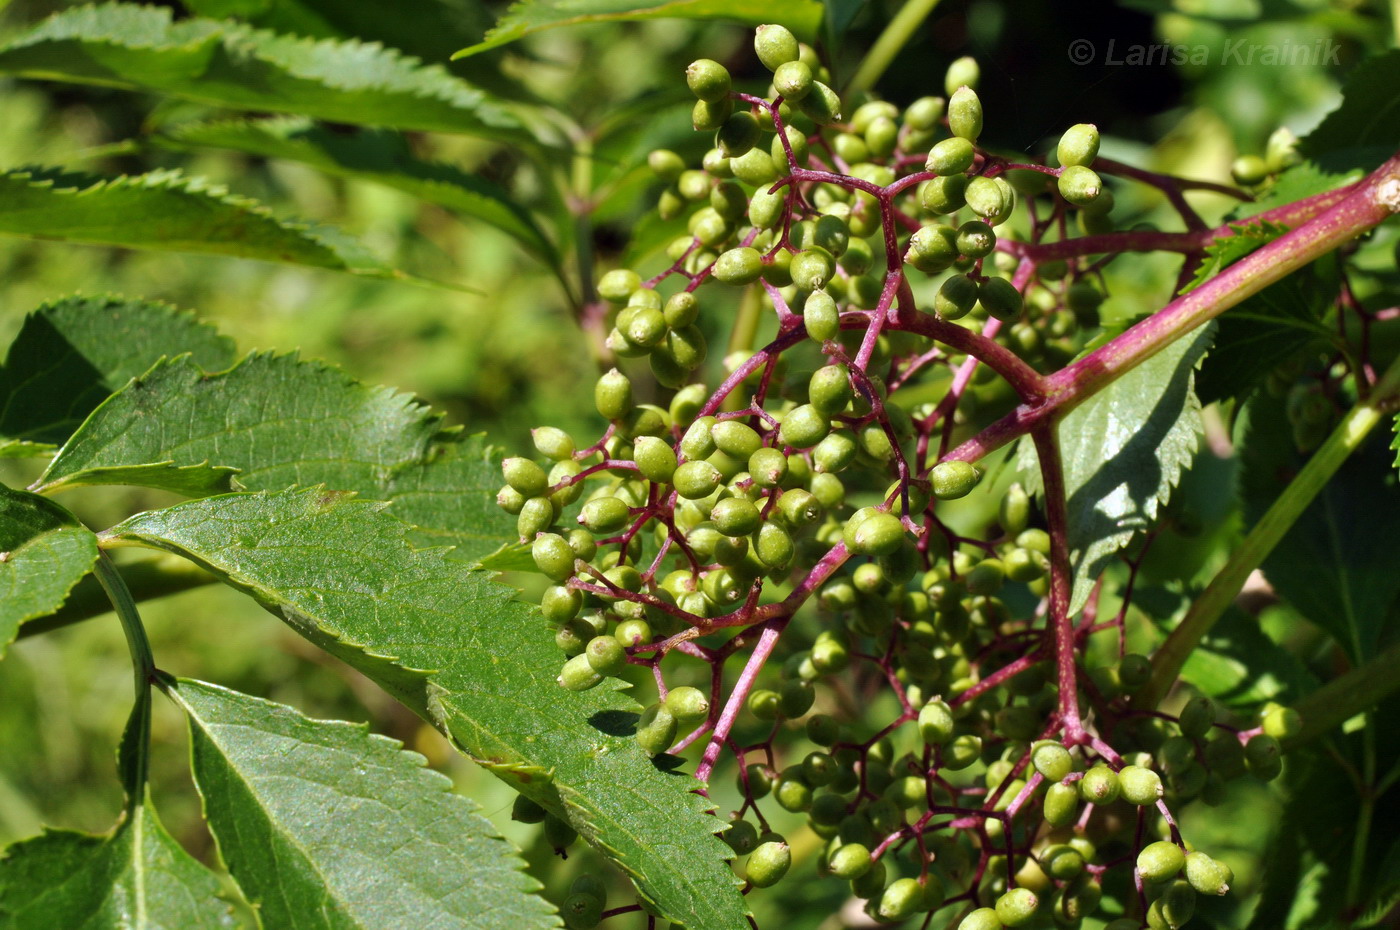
[497,26,1400,930]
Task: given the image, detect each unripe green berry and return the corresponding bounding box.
[808,364,853,416]
[517,496,555,540]
[717,111,761,159]
[846,511,905,557]
[797,80,842,126]
[943,733,982,770]
[1032,742,1073,783]
[663,686,708,726]
[774,771,813,812]
[878,877,925,921]
[540,584,583,624]
[503,457,548,498]
[754,23,799,70]
[1057,123,1100,167]
[791,248,836,291]
[1137,840,1185,883]
[1043,782,1079,826]
[958,906,1001,930]
[594,369,633,420]
[711,497,762,537]
[1119,764,1164,805]
[1245,733,1283,781]
[1231,154,1269,185]
[945,55,980,94]
[978,276,1023,322]
[686,58,731,102]
[673,460,723,500]
[692,96,734,132]
[1118,653,1152,691]
[1079,764,1121,805]
[532,427,576,461]
[1262,704,1302,740]
[905,223,959,273]
[934,273,979,320]
[1184,851,1232,895]
[956,220,997,258]
[713,246,763,285]
[579,496,630,534]
[1178,695,1215,739]
[1147,880,1195,930]
[964,176,1010,219]
[773,59,813,100]
[636,703,678,755]
[754,521,795,570]
[561,892,602,929]
[1058,165,1103,206]
[532,533,576,582]
[778,679,815,717]
[920,174,967,214]
[511,794,546,824]
[597,269,641,303]
[996,886,1039,926]
[1043,844,1085,880]
[905,95,945,129]
[558,653,604,691]
[778,404,830,449]
[930,460,981,499]
[947,85,983,141]
[647,148,685,182]
[926,137,976,176]
[584,635,627,677]
[724,818,759,854]
[917,699,955,746]
[747,840,791,887]
[828,842,872,879]
[711,420,762,459]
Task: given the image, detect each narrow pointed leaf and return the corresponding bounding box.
[0,4,529,141]
[454,0,823,58]
[41,352,518,561]
[0,167,428,283]
[111,489,750,930]
[1020,324,1212,612]
[0,804,236,930]
[0,485,99,656]
[157,118,557,265]
[0,295,235,456]
[164,676,559,930]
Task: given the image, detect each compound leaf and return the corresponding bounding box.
[1021,324,1213,613]
[0,803,235,930]
[38,352,518,563]
[455,0,823,58]
[0,167,419,283]
[0,485,99,656]
[0,295,234,458]
[164,676,558,930]
[111,489,749,930]
[0,3,529,141]
[157,118,557,266]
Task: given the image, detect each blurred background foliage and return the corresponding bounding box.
[0,0,1395,927]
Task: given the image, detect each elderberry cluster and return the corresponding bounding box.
[496,25,1293,929]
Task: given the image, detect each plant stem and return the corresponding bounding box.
[1033,424,1084,743]
[1136,350,1400,708]
[93,551,155,802]
[18,555,214,641]
[1285,639,1400,747]
[845,0,943,98]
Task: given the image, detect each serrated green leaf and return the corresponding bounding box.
[0,484,99,656]
[1299,49,1400,172]
[0,167,430,284]
[1179,220,1289,295]
[1194,257,1336,405]
[0,295,235,455]
[164,676,558,930]
[38,351,518,562]
[1238,390,1400,660]
[455,0,823,58]
[0,803,236,930]
[0,3,529,141]
[1021,324,1213,613]
[156,118,557,266]
[111,489,749,929]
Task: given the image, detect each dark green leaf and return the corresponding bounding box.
[38,351,518,563]
[455,0,823,58]
[1021,324,1213,612]
[0,803,236,929]
[822,0,866,48]
[1299,49,1400,172]
[1194,257,1336,405]
[156,118,557,266]
[111,489,750,930]
[1237,390,1400,660]
[164,676,559,929]
[0,484,99,656]
[0,4,529,141]
[0,167,423,283]
[0,295,234,456]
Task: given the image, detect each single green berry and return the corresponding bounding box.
[945,55,980,95]
[663,686,709,726]
[905,95,945,129]
[848,510,906,557]
[532,533,576,582]
[561,892,602,929]
[934,274,980,320]
[996,886,1039,926]
[791,248,836,291]
[1138,840,1185,883]
[632,435,678,484]
[931,460,981,499]
[517,496,555,540]
[918,699,955,745]
[773,59,813,100]
[778,404,831,449]
[804,288,840,341]
[532,427,576,461]
[797,80,842,125]
[1147,880,1196,930]
[957,220,997,258]
[1118,764,1164,805]
[511,793,547,823]
[1178,695,1216,739]
[905,223,959,273]
[673,460,723,500]
[809,365,854,417]
[579,496,630,534]
[957,906,1002,930]
[755,521,795,569]
[1245,733,1283,781]
[1231,154,1270,186]
[711,497,762,537]
[635,703,678,755]
[558,653,604,692]
[1262,704,1302,740]
[778,679,815,717]
[503,457,548,498]
[686,58,731,102]
[584,635,627,677]
[1043,782,1079,826]
[747,840,791,887]
[1119,653,1152,691]
[724,818,759,854]
[947,85,983,141]
[774,771,813,812]
[926,137,976,176]
[1184,851,1232,895]
[943,733,982,770]
[879,877,925,921]
[711,419,762,459]
[828,842,872,879]
[754,23,799,71]
[920,174,968,213]
[597,269,641,303]
[964,176,1010,219]
[1058,165,1103,206]
[713,246,763,285]
[594,368,634,420]
[1043,844,1086,880]
[978,276,1023,322]
[716,110,761,159]
[1057,123,1100,167]
[1032,742,1074,783]
[1079,764,1121,805]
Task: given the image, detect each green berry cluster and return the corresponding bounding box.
[495,26,1299,928]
